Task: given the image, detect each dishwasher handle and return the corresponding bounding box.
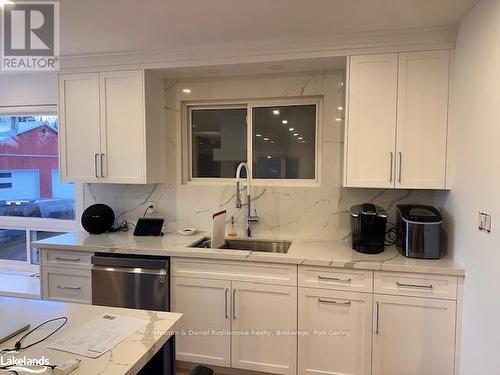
[92,265,167,276]
[92,255,169,269]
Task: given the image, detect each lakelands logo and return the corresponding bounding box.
[1,1,60,71]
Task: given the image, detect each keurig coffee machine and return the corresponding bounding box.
[350,203,387,254]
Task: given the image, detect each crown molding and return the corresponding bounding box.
[59,26,458,72]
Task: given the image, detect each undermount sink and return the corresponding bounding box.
[190,237,292,254]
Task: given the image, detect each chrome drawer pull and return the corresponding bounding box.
[318,298,351,305]
[55,256,81,262]
[56,285,81,291]
[318,275,352,283]
[375,301,380,334]
[224,288,229,319]
[232,289,237,319]
[396,282,433,289]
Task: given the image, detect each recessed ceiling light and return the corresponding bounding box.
[335,117,343,122]
[337,106,344,111]
[270,141,275,144]
[273,110,280,115]
[182,88,191,94]
[293,133,299,136]
[288,127,294,131]
[263,137,270,141]
[270,65,284,71]
[267,155,272,159]
[256,134,262,137]
[301,140,306,143]
[298,137,303,140]
[282,120,288,124]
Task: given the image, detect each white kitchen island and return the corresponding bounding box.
[0,296,181,374]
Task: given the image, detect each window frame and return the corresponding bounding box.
[0,106,82,272]
[183,97,322,187]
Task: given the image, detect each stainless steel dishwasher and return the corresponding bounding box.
[91,253,174,375]
[91,253,169,310]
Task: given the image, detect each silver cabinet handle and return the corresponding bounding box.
[55,256,81,262]
[224,288,229,318]
[389,152,394,182]
[94,153,100,178]
[375,301,380,334]
[396,282,433,289]
[318,275,352,283]
[318,298,351,305]
[232,289,237,319]
[100,153,105,178]
[398,151,402,182]
[57,285,81,291]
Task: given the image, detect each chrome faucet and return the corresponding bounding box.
[235,162,258,237]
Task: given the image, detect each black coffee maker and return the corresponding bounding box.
[349,203,387,254]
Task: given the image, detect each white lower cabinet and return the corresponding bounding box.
[298,288,372,375]
[372,294,456,375]
[231,281,297,374]
[172,277,231,367]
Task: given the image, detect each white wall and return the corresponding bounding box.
[439,0,500,373]
[0,73,57,107]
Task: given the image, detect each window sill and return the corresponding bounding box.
[0,270,41,299]
[186,178,321,188]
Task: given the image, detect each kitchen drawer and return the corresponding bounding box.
[42,266,91,304]
[171,258,297,286]
[299,266,373,293]
[374,271,457,300]
[41,249,93,269]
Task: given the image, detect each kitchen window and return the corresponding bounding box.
[0,109,80,271]
[185,98,321,185]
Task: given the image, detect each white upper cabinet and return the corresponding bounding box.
[58,70,165,184]
[345,53,398,188]
[396,50,450,188]
[344,50,451,189]
[58,73,101,182]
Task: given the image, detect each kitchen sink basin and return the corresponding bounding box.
[190,237,292,254]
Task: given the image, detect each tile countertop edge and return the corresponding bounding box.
[33,232,465,277]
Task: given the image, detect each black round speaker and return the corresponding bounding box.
[81,204,115,234]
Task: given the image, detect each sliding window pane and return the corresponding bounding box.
[0,229,27,261]
[253,105,316,179]
[191,108,247,178]
[0,115,75,220]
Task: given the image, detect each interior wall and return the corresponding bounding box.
[437,0,500,373]
[86,71,435,240]
[0,73,57,107]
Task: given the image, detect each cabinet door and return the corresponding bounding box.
[298,288,372,375]
[171,277,231,367]
[373,294,456,375]
[345,54,398,188]
[58,73,101,182]
[99,70,146,183]
[396,50,450,188]
[231,281,297,375]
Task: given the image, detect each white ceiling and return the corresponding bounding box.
[60,0,479,56]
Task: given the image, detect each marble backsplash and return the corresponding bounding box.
[83,71,436,241]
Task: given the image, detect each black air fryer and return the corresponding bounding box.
[396,205,443,259]
[350,203,387,254]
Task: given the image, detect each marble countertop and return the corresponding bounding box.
[0,296,181,375]
[33,232,465,276]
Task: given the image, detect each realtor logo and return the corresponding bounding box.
[1,1,59,71]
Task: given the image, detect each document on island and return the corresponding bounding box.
[48,314,149,358]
